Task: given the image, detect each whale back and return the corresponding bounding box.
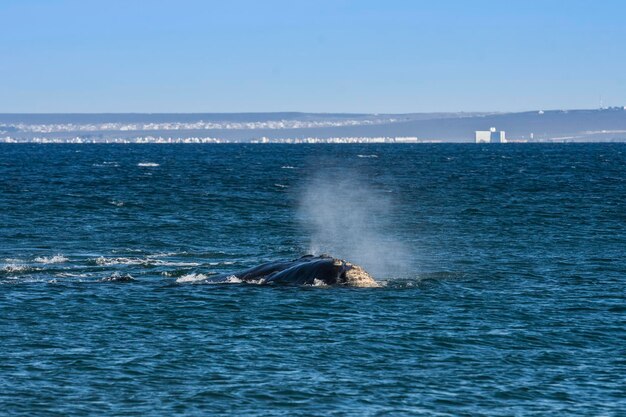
[230,255,379,287]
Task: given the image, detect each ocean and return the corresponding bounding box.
[1,143,625,415]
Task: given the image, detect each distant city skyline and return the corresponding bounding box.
[3,108,625,143]
[1,0,625,113]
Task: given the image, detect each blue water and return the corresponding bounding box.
[1,144,625,416]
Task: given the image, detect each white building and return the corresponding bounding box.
[475,127,506,143]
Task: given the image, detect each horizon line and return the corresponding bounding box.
[0,107,619,116]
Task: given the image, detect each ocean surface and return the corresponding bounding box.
[1,143,625,416]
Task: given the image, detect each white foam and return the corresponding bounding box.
[137,162,159,167]
[175,273,266,285]
[148,252,187,258]
[312,278,329,287]
[274,183,288,188]
[232,275,268,285]
[207,261,235,266]
[224,275,243,283]
[357,154,378,158]
[55,272,89,278]
[95,256,199,267]
[93,161,120,167]
[2,264,30,273]
[34,255,69,264]
[110,200,124,207]
[162,260,201,267]
[176,273,208,283]
[281,165,296,169]
[96,256,136,266]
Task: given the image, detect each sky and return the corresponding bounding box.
[1,0,626,113]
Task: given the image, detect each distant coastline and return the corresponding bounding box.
[1,108,625,143]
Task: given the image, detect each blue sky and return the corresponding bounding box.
[1,0,625,113]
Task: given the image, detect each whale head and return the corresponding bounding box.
[333,258,379,287]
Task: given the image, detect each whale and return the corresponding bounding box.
[217,255,379,287]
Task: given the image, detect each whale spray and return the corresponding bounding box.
[298,169,410,278]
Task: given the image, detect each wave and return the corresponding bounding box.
[176,274,265,284]
[94,256,199,267]
[137,162,159,167]
[34,255,69,264]
[147,252,188,258]
[93,161,120,167]
[55,272,90,278]
[208,261,235,266]
[357,154,378,158]
[311,278,329,287]
[2,264,32,274]
[100,273,135,282]
[176,273,209,283]
[4,258,26,263]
